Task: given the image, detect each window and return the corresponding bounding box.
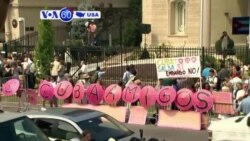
[34,118,80,140]
[170,0,186,35]
[77,115,133,141]
[0,117,49,141]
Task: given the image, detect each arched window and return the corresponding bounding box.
[170,0,186,35]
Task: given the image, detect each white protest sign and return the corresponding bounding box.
[155,56,201,79]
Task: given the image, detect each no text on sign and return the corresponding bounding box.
[232,17,250,35]
[40,7,101,22]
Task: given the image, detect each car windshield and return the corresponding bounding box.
[77,114,133,141]
[0,117,49,141]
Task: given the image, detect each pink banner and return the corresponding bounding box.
[157,110,201,130]
[73,83,85,103]
[2,79,20,96]
[213,92,235,115]
[54,81,73,99]
[193,90,214,113]
[26,89,38,105]
[104,84,122,104]
[86,84,104,105]
[128,106,148,125]
[122,84,141,103]
[175,88,194,111]
[139,86,156,107]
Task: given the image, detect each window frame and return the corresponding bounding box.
[169,0,188,36]
[33,118,81,140]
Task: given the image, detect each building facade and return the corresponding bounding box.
[142,0,249,47]
[3,0,128,42]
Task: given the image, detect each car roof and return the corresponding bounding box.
[26,108,104,122]
[0,111,26,123]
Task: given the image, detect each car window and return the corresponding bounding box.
[0,117,49,141]
[77,115,133,141]
[34,118,80,140]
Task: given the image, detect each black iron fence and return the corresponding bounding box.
[3,33,250,87]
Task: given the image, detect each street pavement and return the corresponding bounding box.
[123,124,208,141]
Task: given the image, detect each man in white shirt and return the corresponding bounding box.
[80,61,88,74]
[230,75,242,94]
[207,69,218,90]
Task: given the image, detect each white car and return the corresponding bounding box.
[26,108,134,141]
[0,110,49,141]
[208,113,250,141]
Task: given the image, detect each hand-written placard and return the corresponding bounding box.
[104,84,122,104]
[39,80,54,100]
[73,82,85,103]
[86,84,104,105]
[157,86,176,106]
[175,88,194,111]
[139,86,156,107]
[155,56,201,79]
[2,79,20,96]
[122,84,141,103]
[192,90,214,113]
[54,81,73,99]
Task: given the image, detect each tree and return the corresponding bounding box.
[34,20,55,76]
[122,0,142,47]
[70,0,93,42]
[0,0,10,29]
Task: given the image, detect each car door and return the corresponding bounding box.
[33,118,81,141]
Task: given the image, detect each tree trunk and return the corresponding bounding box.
[0,0,10,29]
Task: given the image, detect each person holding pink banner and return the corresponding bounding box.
[17,75,27,112]
[41,76,58,109]
[237,92,250,115]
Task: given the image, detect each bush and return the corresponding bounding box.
[236,47,250,65]
[203,55,220,70]
[140,48,150,59]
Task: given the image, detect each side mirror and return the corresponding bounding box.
[247,117,250,127]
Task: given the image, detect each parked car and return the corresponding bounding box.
[26,108,134,141]
[208,113,250,141]
[0,110,49,141]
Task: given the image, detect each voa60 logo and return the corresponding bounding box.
[40,7,101,22]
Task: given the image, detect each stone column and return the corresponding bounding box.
[202,0,211,48]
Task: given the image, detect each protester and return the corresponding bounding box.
[202,82,211,91]
[129,64,137,76]
[80,60,88,74]
[217,64,230,88]
[122,66,132,85]
[229,72,242,94]
[91,61,108,84]
[155,79,164,92]
[57,60,65,82]
[237,92,250,115]
[51,56,60,82]
[77,73,91,104]
[81,130,91,141]
[234,82,244,108]
[17,75,27,112]
[26,57,36,89]
[49,76,58,108]
[202,63,214,80]
[63,73,74,104]
[207,69,218,91]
